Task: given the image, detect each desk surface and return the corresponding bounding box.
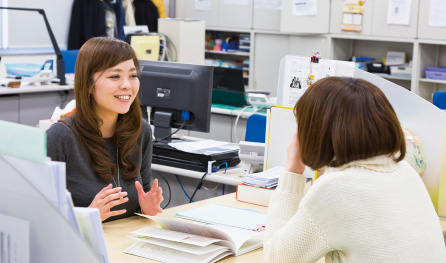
[103,193,446,263]
[103,193,325,263]
[151,163,247,186]
[0,84,73,95]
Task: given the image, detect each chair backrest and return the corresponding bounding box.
[61,49,79,74]
[433,91,446,110]
[245,114,267,143]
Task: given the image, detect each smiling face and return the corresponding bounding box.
[92,59,140,120]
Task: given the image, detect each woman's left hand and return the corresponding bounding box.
[135,179,164,216]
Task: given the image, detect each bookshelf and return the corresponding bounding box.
[175,0,446,102]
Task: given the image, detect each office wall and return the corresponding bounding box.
[5,0,72,48]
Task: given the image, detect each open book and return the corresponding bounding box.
[124,214,263,263]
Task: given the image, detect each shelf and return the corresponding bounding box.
[419,78,446,85]
[370,74,411,81]
[330,34,415,43]
[205,50,250,57]
[206,27,252,33]
[381,75,412,81]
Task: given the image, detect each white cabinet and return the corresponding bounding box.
[0,95,19,123]
[175,0,219,27]
[371,0,419,38]
[417,0,446,40]
[330,0,373,35]
[280,0,330,34]
[217,0,253,29]
[176,0,253,29]
[253,5,281,31]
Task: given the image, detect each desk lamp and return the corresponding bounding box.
[0,7,66,85]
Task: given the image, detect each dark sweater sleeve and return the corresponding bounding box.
[46,123,74,162]
[140,119,153,193]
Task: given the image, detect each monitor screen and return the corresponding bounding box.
[138,60,214,142]
[212,67,247,107]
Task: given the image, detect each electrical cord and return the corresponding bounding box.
[175,174,192,202]
[153,120,187,142]
[189,172,208,203]
[152,170,171,209]
[163,35,178,62]
[233,106,262,143]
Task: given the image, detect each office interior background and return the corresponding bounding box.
[2,1,446,262]
[2,0,446,211]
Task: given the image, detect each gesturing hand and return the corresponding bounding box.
[286,132,306,174]
[135,179,164,216]
[89,184,129,221]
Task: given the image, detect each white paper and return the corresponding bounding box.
[387,0,411,25]
[168,139,239,155]
[0,214,30,263]
[224,0,249,5]
[128,235,227,255]
[292,0,317,16]
[130,227,221,247]
[385,51,406,66]
[2,155,59,209]
[281,56,336,108]
[74,208,109,263]
[428,0,446,27]
[175,204,267,232]
[137,214,259,254]
[194,0,211,11]
[353,13,363,25]
[343,13,353,25]
[125,241,232,263]
[254,0,282,9]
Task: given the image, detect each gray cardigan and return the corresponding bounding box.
[46,117,153,222]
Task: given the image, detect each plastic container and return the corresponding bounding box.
[5,60,53,77]
[425,67,446,80]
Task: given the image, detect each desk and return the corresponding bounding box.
[0,84,73,126]
[103,193,325,263]
[103,193,446,263]
[152,163,246,186]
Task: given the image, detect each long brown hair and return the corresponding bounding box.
[294,77,406,171]
[69,37,142,182]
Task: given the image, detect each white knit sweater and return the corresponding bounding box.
[264,155,446,263]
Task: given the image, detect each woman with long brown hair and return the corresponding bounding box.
[264,77,446,262]
[47,37,163,222]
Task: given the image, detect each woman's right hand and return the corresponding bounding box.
[89,184,129,221]
[285,132,306,174]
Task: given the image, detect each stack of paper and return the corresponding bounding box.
[75,208,109,263]
[175,204,266,231]
[125,215,262,263]
[168,139,239,155]
[242,166,284,188]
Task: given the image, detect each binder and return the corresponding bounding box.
[0,120,100,262]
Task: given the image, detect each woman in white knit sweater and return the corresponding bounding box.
[264,77,446,263]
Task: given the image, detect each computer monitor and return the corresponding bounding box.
[138,60,214,142]
[212,67,247,107]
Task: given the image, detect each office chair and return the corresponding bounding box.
[244,114,267,143]
[61,49,79,74]
[432,91,446,110]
